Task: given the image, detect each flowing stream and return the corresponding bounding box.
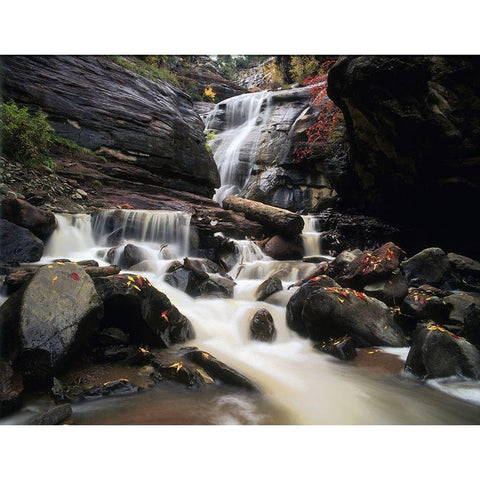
[8,211,479,425]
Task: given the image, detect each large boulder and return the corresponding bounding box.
[448,252,480,279]
[0,197,57,240]
[400,248,450,287]
[327,56,480,258]
[0,219,44,264]
[400,290,449,325]
[263,235,304,260]
[363,272,409,306]
[405,323,480,379]
[106,244,149,269]
[289,285,408,347]
[443,293,480,332]
[0,264,103,380]
[93,274,194,347]
[1,55,220,197]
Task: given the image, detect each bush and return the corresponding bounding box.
[0,100,54,169]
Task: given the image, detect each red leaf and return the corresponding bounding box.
[70,272,80,281]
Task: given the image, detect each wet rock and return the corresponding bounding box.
[336,242,406,288]
[0,219,44,264]
[292,286,408,347]
[405,323,480,379]
[0,360,24,417]
[286,276,341,337]
[151,357,207,389]
[443,294,480,332]
[93,274,194,348]
[326,249,362,278]
[288,263,330,289]
[263,235,304,260]
[182,349,259,392]
[79,379,141,400]
[90,345,138,363]
[51,377,70,404]
[255,275,283,302]
[29,403,72,425]
[249,309,277,342]
[464,305,480,348]
[106,243,148,269]
[314,335,357,361]
[363,272,409,306]
[400,248,450,287]
[0,264,103,381]
[77,259,99,267]
[166,260,183,273]
[200,275,235,299]
[448,252,480,279]
[400,290,449,325]
[96,327,131,346]
[164,267,203,297]
[0,197,57,240]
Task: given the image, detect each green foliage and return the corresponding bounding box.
[53,135,107,162]
[205,130,216,152]
[110,56,179,86]
[0,100,55,170]
[215,55,270,79]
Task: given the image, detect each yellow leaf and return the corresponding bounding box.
[51,275,58,285]
[56,262,65,266]
[47,265,53,269]
[127,276,135,282]
[133,285,141,291]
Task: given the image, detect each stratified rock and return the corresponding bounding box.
[0,264,103,381]
[249,309,277,342]
[255,275,283,302]
[93,274,194,347]
[314,336,357,361]
[0,197,57,240]
[0,219,44,264]
[291,286,408,347]
[1,56,220,197]
[405,323,480,379]
[401,248,450,287]
[363,272,409,306]
[0,360,24,417]
[263,235,304,260]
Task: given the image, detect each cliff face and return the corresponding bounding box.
[1,55,220,198]
[327,56,480,257]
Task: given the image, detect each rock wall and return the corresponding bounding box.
[327,56,480,257]
[1,55,220,198]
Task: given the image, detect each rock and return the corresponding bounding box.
[286,276,341,336]
[93,274,194,348]
[0,264,103,382]
[51,377,70,404]
[405,323,480,379]
[249,309,277,342]
[0,197,57,240]
[288,263,330,289]
[0,219,44,264]
[336,242,406,288]
[76,189,88,198]
[96,327,131,346]
[464,305,480,348]
[263,235,304,260]
[326,249,362,278]
[182,349,259,392]
[290,286,408,347]
[401,248,450,287]
[79,379,141,400]
[29,404,72,425]
[363,272,409,306]
[2,56,220,198]
[442,294,480,331]
[255,275,283,302]
[199,275,235,299]
[90,345,137,363]
[0,360,24,417]
[106,243,148,269]
[151,357,208,389]
[447,252,480,279]
[164,267,204,297]
[400,290,449,324]
[313,335,357,361]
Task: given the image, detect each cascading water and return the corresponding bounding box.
[204,91,273,204]
[5,211,480,425]
[301,215,322,257]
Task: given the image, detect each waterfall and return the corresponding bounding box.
[301,215,322,257]
[205,91,274,204]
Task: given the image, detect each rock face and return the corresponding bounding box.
[0,264,103,377]
[327,56,480,257]
[0,219,44,264]
[1,55,220,198]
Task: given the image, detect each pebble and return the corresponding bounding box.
[76,188,88,198]
[138,365,155,376]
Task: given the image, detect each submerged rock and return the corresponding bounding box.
[405,323,480,380]
[249,309,277,343]
[79,379,141,400]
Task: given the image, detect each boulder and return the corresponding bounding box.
[0,219,44,264]
[29,404,72,425]
[255,275,283,302]
[326,248,363,278]
[291,286,408,347]
[405,323,480,379]
[249,309,277,342]
[263,235,304,260]
[363,272,409,306]
[0,197,57,240]
[448,252,480,279]
[336,242,405,288]
[313,335,357,361]
[400,248,450,287]
[0,264,103,380]
[0,360,24,417]
[443,293,480,332]
[400,290,449,324]
[93,274,194,347]
[106,244,148,269]
[464,304,480,348]
[286,276,341,337]
[199,275,235,299]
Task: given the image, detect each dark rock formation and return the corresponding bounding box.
[400,290,449,325]
[1,55,220,198]
[328,56,480,257]
[0,360,24,417]
[249,309,277,342]
[363,272,409,306]
[0,219,44,264]
[263,235,304,261]
[405,323,480,379]
[255,275,283,302]
[400,247,450,287]
[0,197,57,240]
[106,244,148,269]
[314,335,357,361]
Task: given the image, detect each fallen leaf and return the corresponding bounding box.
[51,275,58,285]
[70,272,80,281]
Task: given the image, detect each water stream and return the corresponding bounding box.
[7,211,480,424]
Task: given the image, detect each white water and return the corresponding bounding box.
[205,91,274,204]
[301,215,322,257]
[19,211,480,424]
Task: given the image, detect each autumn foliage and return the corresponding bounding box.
[294,60,343,163]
